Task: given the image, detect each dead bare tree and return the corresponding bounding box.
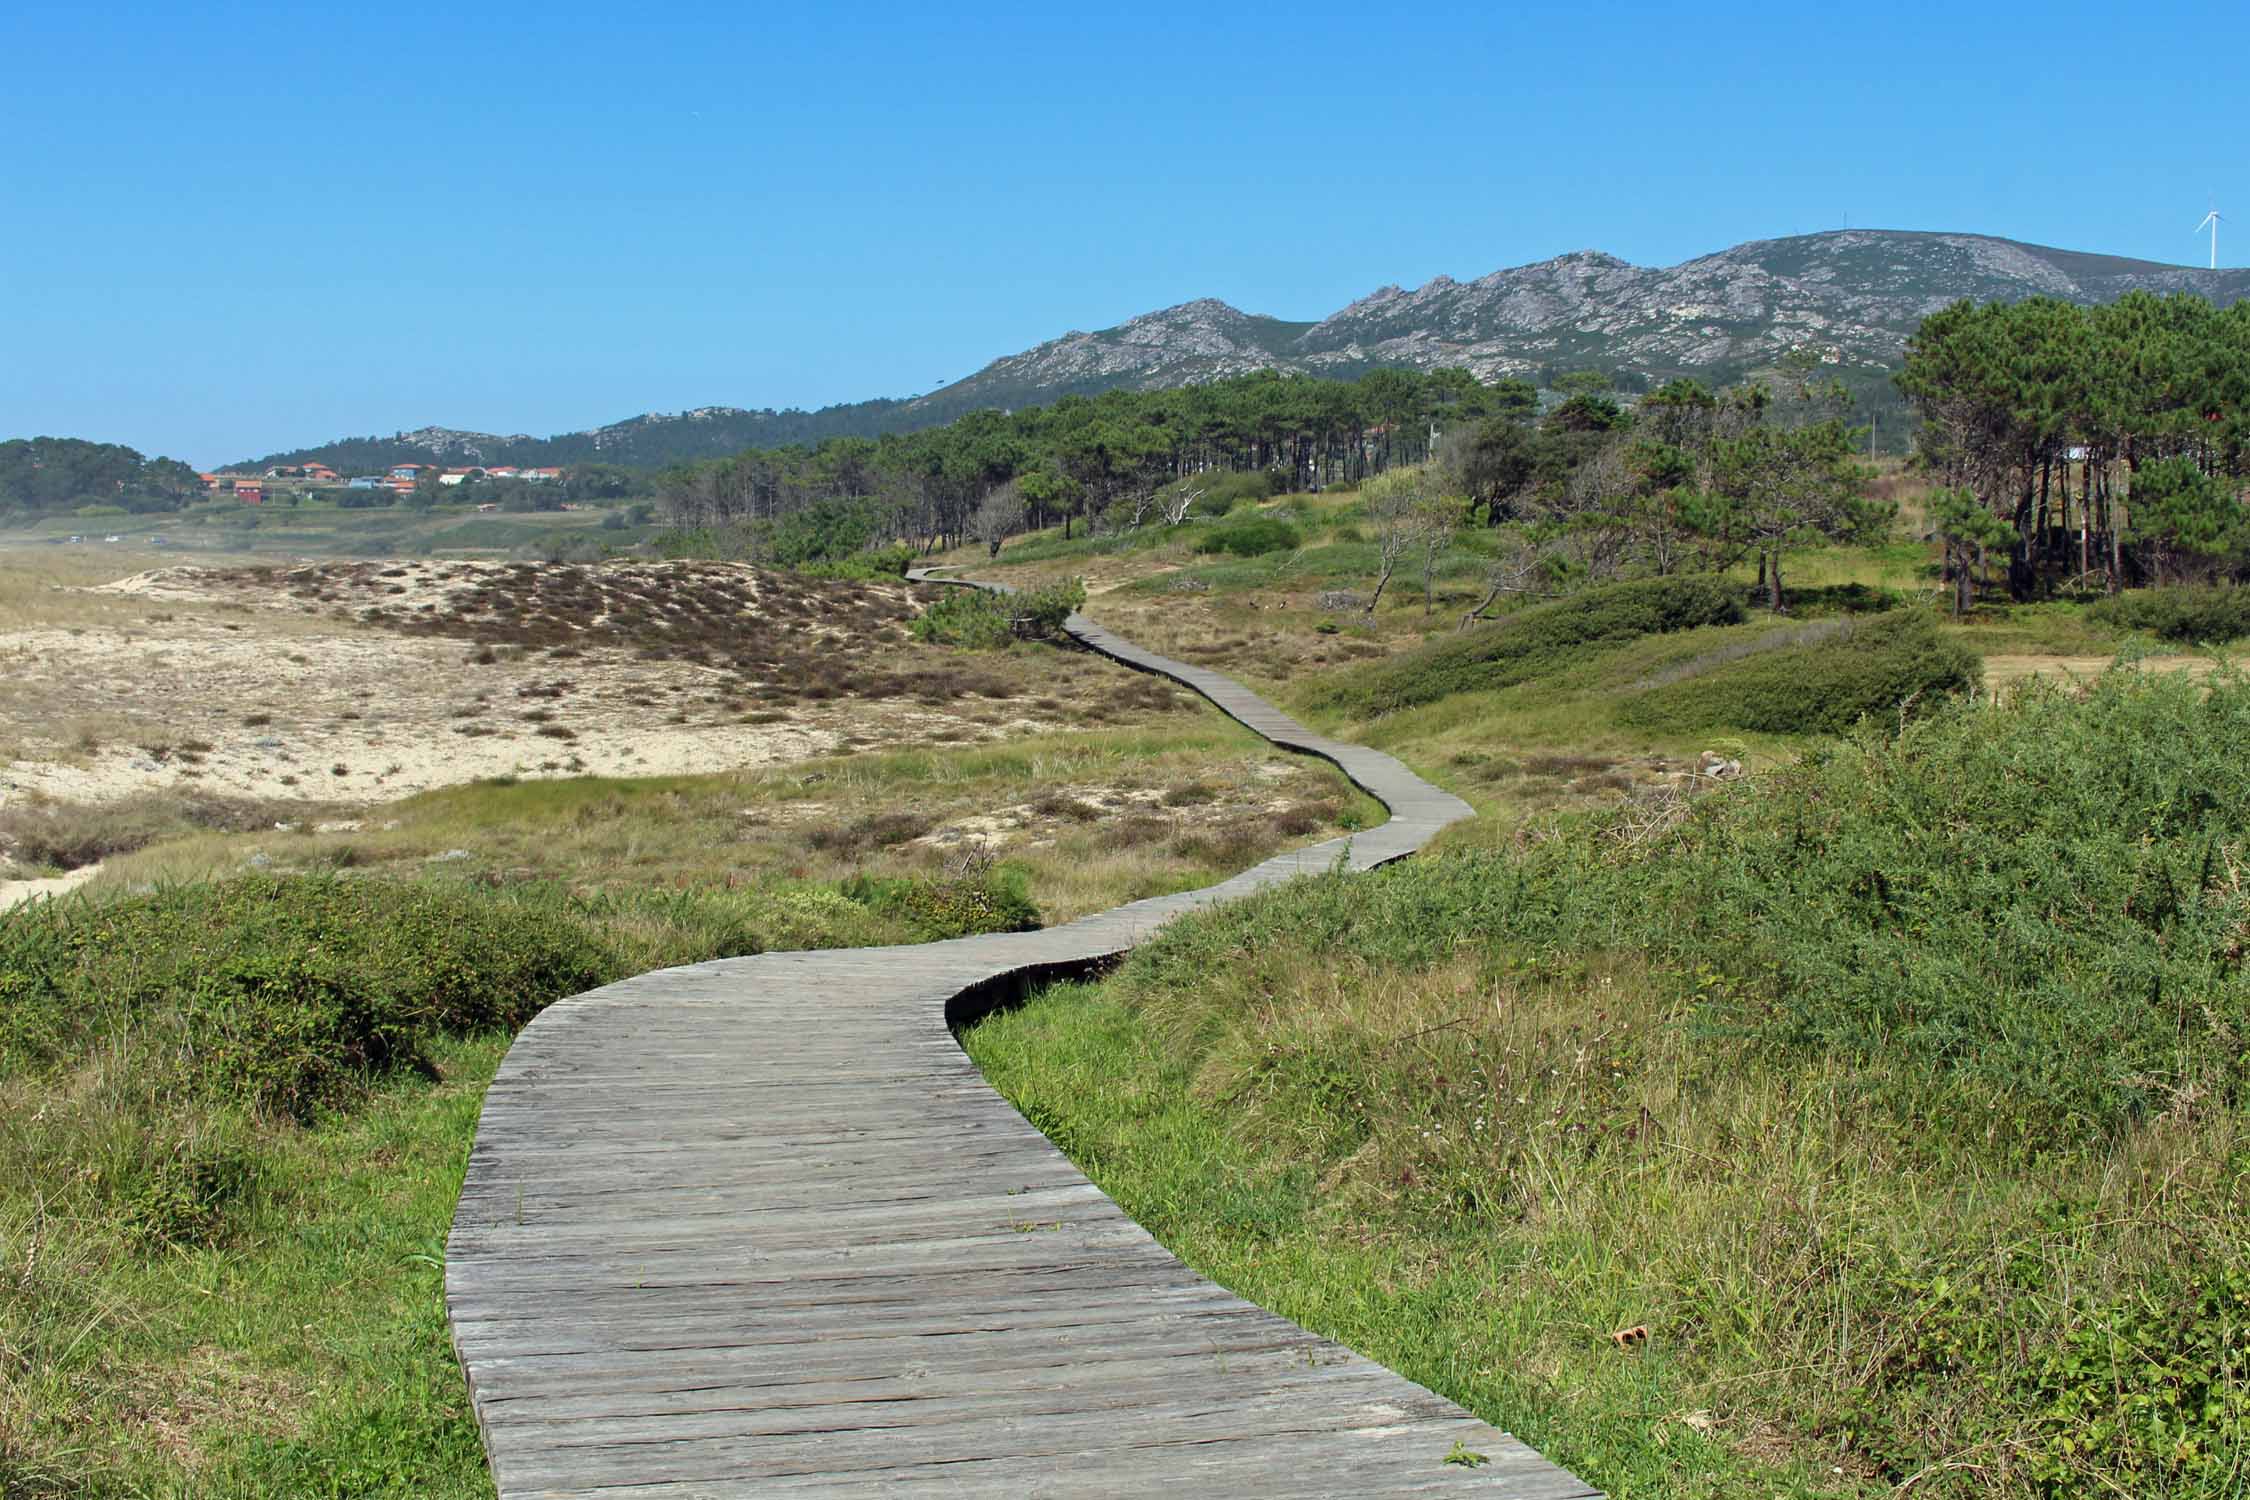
[1414,494,1460,616]
[1460,529,1561,630]
[1159,484,1204,526]
[1360,466,1427,618]
[971,481,1025,559]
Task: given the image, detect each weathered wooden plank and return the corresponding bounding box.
[444,569,1595,1496]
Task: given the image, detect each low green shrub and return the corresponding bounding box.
[2088,585,2250,643]
[1192,517,1302,558]
[120,1125,259,1248]
[0,876,613,1106]
[840,867,1040,940]
[1836,1255,2250,1494]
[1305,575,1745,718]
[187,951,413,1119]
[911,579,1085,648]
[1189,469,1282,516]
[799,543,913,580]
[1134,666,2250,1152]
[1621,610,1981,733]
[1010,577,1087,638]
[910,588,1014,649]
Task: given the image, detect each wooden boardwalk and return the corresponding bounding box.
[445,572,1598,1497]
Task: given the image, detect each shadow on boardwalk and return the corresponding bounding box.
[443,569,1600,1497]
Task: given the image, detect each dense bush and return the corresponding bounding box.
[1231,668,2250,1149]
[798,543,913,580]
[2088,585,2250,643]
[1306,575,1745,718]
[1192,516,1301,558]
[766,497,886,567]
[911,578,1085,648]
[0,876,615,1114]
[649,503,907,574]
[1621,610,1981,733]
[1635,670,2250,1143]
[840,867,1040,940]
[910,589,1015,649]
[1191,469,1282,516]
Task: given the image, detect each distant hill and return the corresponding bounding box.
[241,401,912,475]
[244,230,2250,471]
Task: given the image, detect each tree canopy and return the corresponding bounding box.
[650,367,1520,559]
[0,438,203,516]
[1896,291,2250,593]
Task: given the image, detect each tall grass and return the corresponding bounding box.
[0,874,886,1492]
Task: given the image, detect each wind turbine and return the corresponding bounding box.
[2197,206,2222,269]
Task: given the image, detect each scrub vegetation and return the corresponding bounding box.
[969,669,2250,1499]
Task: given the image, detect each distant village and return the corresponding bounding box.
[197,462,569,506]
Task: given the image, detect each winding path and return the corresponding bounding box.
[445,573,1597,1497]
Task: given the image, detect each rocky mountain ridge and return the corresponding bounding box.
[905,233,2250,417]
[245,230,2250,472]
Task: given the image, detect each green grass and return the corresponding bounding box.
[966,667,2250,1498]
[0,873,961,1496]
[2089,586,2250,645]
[4,1030,504,1496]
[968,982,1856,1498]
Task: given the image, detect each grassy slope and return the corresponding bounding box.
[967,672,2250,1497]
[9,1035,503,1498]
[949,506,2250,1497]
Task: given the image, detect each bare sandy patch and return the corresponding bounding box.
[0,558,1203,818]
[0,620,849,805]
[1983,653,2217,692]
[0,863,99,912]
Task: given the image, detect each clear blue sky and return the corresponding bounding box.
[4,0,2245,466]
